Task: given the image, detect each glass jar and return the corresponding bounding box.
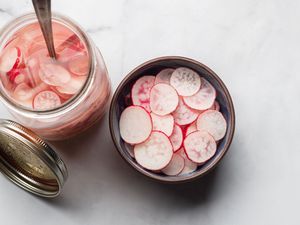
[0,13,111,140]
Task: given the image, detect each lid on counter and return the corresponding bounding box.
[0,119,68,198]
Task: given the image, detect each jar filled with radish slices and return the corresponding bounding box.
[0,13,111,140]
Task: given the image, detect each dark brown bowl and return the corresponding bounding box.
[109,56,235,183]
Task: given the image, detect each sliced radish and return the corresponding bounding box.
[134,131,173,171]
[131,76,155,112]
[151,113,174,136]
[39,63,71,86]
[56,34,83,53]
[56,75,86,95]
[162,153,184,176]
[178,148,198,175]
[0,47,23,73]
[155,68,174,84]
[184,131,216,164]
[172,98,199,125]
[68,55,89,76]
[33,90,61,110]
[186,121,197,136]
[197,110,227,141]
[119,106,152,144]
[170,67,201,96]
[13,83,33,101]
[183,78,216,110]
[149,83,179,116]
[169,124,183,152]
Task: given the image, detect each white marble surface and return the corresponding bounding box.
[0,0,300,224]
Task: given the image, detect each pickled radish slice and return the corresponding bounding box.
[178,148,198,175]
[33,90,61,110]
[150,83,179,116]
[39,63,71,86]
[162,154,184,176]
[68,55,89,76]
[155,68,174,84]
[169,124,183,152]
[131,76,155,112]
[134,131,173,171]
[151,113,174,136]
[170,67,201,96]
[196,110,227,141]
[186,121,197,136]
[0,47,23,72]
[183,78,216,110]
[120,106,152,144]
[184,131,216,164]
[172,98,199,125]
[13,83,33,101]
[56,75,86,94]
[7,68,20,82]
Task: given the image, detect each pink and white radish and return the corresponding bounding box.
[68,55,89,76]
[170,67,201,96]
[131,75,155,112]
[184,131,216,164]
[196,110,227,141]
[172,98,199,125]
[178,148,198,175]
[150,113,174,136]
[155,68,174,84]
[119,106,152,144]
[162,153,185,176]
[39,63,71,86]
[150,83,179,116]
[186,121,197,136]
[134,131,173,171]
[0,47,23,73]
[33,90,61,110]
[183,78,216,110]
[56,75,86,95]
[169,124,183,152]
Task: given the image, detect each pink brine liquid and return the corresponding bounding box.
[0,22,89,110]
[0,21,111,140]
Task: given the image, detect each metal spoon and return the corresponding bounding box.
[32,0,56,59]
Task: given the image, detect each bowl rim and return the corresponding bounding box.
[109,56,235,183]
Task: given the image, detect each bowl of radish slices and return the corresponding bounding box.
[109,56,235,183]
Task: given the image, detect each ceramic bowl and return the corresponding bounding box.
[109,56,235,183]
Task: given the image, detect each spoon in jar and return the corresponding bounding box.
[32,0,57,59]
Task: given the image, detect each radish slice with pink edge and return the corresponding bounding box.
[154,68,174,84]
[170,67,201,96]
[184,131,217,164]
[119,106,152,144]
[178,148,198,175]
[196,110,227,141]
[183,78,216,110]
[68,55,89,76]
[169,124,183,152]
[162,153,185,176]
[0,47,23,73]
[150,113,174,136]
[56,75,86,95]
[172,98,199,125]
[186,121,197,136]
[39,63,71,86]
[134,131,173,171]
[33,90,61,110]
[150,83,179,116]
[13,83,34,101]
[131,76,155,112]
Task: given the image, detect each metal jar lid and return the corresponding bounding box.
[0,119,68,198]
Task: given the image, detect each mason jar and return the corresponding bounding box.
[0,13,111,140]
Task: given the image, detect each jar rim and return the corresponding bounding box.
[0,12,95,118]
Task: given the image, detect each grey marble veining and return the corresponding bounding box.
[0,0,300,225]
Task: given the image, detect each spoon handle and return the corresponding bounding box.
[32,0,56,59]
